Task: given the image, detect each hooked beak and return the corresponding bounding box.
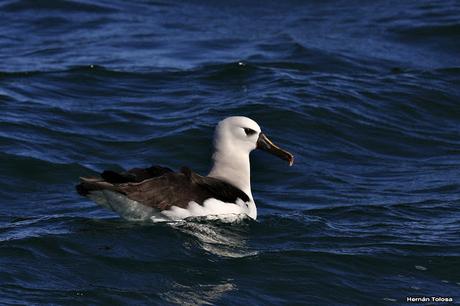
[257,133,294,166]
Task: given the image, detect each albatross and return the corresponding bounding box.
[76,116,294,222]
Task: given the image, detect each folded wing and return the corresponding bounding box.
[76,165,249,212]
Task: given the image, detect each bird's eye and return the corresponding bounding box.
[244,128,257,136]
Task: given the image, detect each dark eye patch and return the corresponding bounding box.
[244,128,257,136]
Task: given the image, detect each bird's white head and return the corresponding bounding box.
[213,116,262,155]
[208,116,293,196]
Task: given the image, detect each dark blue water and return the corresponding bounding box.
[1,0,460,305]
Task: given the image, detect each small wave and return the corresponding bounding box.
[392,23,460,39]
[1,0,119,13]
[0,152,93,182]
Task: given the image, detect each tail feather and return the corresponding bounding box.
[76,177,121,196]
[75,165,174,221]
[76,177,154,221]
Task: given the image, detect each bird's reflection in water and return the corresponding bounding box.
[171,213,258,258]
[162,281,236,306]
[162,215,257,305]
[160,215,257,305]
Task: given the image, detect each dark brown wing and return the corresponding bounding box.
[101,165,173,183]
[76,166,249,211]
[181,167,250,204]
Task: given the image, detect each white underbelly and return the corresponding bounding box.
[158,198,249,222]
[88,190,254,222]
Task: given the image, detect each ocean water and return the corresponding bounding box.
[1,0,460,305]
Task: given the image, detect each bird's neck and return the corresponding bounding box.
[207,148,257,220]
[207,149,252,199]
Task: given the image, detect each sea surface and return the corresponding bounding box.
[1,0,460,305]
